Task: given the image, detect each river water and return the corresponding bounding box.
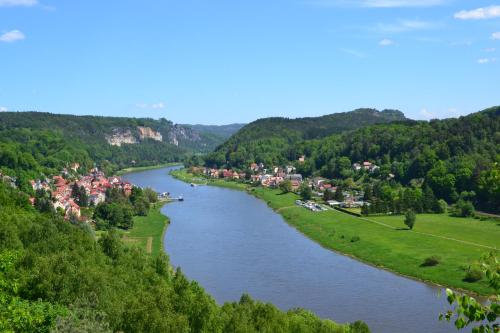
[124,166,457,333]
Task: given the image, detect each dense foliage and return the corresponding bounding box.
[0,111,240,154]
[206,108,407,168]
[207,107,500,213]
[0,182,368,333]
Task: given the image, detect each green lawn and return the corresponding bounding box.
[116,162,181,176]
[170,169,247,191]
[123,203,169,256]
[173,169,499,295]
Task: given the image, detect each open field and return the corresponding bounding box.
[123,202,169,256]
[116,162,181,176]
[170,168,247,191]
[173,169,499,295]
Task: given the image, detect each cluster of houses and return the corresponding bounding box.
[30,166,133,220]
[352,161,379,173]
[194,160,375,209]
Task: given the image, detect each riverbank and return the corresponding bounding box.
[173,169,498,296]
[116,162,182,176]
[122,202,169,256]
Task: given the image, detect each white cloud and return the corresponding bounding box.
[483,47,496,52]
[375,19,437,33]
[136,102,166,109]
[361,0,445,7]
[310,0,446,8]
[492,32,500,40]
[454,6,500,20]
[0,106,7,112]
[338,48,366,58]
[477,58,497,64]
[379,38,394,46]
[420,108,435,119]
[151,102,165,109]
[0,0,37,6]
[0,30,25,42]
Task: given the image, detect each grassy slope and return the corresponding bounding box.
[116,162,181,176]
[173,169,499,295]
[123,203,169,256]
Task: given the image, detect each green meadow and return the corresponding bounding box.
[123,203,169,256]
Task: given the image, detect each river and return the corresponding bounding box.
[123,166,457,333]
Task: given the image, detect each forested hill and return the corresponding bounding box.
[183,123,246,140]
[0,111,233,153]
[223,108,406,143]
[206,108,408,167]
[204,106,499,213]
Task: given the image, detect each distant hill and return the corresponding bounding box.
[206,108,409,167]
[0,111,230,152]
[184,123,246,140]
[224,108,407,144]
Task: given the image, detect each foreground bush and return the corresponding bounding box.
[0,183,370,333]
[463,268,483,283]
[421,256,440,267]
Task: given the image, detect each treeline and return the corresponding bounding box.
[0,182,369,332]
[207,109,408,168]
[206,107,500,213]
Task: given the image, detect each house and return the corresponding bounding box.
[65,199,81,219]
[89,190,105,205]
[313,177,327,190]
[298,155,305,163]
[290,180,301,190]
[222,169,233,179]
[286,174,303,182]
[285,165,296,174]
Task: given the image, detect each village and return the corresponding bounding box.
[191,159,378,211]
[28,163,134,221]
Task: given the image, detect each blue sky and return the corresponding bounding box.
[0,0,499,124]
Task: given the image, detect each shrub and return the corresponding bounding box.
[463,268,483,283]
[350,320,371,333]
[452,200,475,218]
[350,236,360,243]
[404,210,416,230]
[421,256,440,267]
[434,199,447,214]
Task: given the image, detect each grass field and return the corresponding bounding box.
[122,202,169,256]
[116,162,181,176]
[173,169,499,295]
[170,169,247,191]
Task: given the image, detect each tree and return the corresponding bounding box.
[404,210,416,230]
[361,204,370,216]
[334,186,344,202]
[279,180,292,194]
[143,187,158,203]
[72,183,88,207]
[435,199,448,214]
[323,189,334,202]
[299,183,312,201]
[452,200,475,218]
[440,253,498,333]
